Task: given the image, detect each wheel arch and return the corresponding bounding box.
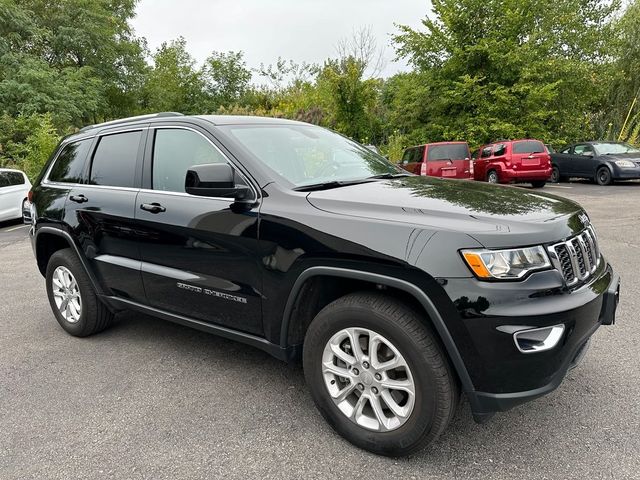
[280,266,475,395]
[34,226,104,295]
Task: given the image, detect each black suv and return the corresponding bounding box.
[28,113,619,456]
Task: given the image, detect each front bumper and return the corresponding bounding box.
[441,261,618,418]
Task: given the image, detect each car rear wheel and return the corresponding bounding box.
[531,181,546,188]
[550,167,560,183]
[303,292,458,456]
[46,248,114,337]
[596,167,613,186]
[487,170,499,184]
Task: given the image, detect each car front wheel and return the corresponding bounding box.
[596,167,613,186]
[303,292,458,456]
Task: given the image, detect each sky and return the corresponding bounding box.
[130,0,430,80]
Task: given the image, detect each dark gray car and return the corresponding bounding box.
[550,141,640,185]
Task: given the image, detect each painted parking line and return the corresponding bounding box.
[545,185,573,189]
[2,224,29,232]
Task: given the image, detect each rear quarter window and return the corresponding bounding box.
[513,141,545,154]
[48,139,93,183]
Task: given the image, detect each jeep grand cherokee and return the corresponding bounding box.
[27,113,619,456]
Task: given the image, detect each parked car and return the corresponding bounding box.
[399,141,473,179]
[0,168,31,222]
[473,139,552,187]
[28,113,618,456]
[550,141,640,185]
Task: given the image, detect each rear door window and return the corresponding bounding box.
[90,131,142,187]
[48,139,92,184]
[401,148,413,164]
[414,146,425,162]
[6,172,25,185]
[481,146,492,158]
[427,144,469,161]
[513,141,545,154]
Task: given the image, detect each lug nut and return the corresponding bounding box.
[362,361,369,369]
[374,373,381,381]
[352,368,359,375]
[357,383,364,391]
[372,387,379,394]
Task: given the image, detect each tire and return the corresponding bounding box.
[596,167,613,186]
[487,170,499,184]
[45,248,114,337]
[531,181,546,188]
[303,292,458,456]
[550,167,560,183]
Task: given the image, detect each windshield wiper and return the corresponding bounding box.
[367,173,411,179]
[293,179,376,192]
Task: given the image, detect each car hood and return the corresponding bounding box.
[599,153,640,162]
[306,176,589,248]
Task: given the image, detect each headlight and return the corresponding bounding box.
[615,160,635,168]
[461,245,551,279]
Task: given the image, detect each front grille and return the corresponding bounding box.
[548,226,600,286]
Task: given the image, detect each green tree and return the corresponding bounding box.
[143,37,206,114]
[392,0,618,148]
[202,51,252,110]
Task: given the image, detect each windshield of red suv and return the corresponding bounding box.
[593,142,640,155]
[427,144,469,161]
[223,124,400,187]
[512,140,545,154]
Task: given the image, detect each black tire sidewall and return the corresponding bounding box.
[597,167,611,185]
[45,249,96,336]
[303,303,443,455]
[551,167,560,183]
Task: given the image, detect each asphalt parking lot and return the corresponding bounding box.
[1,181,639,480]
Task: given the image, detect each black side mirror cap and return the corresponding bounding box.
[185,163,251,201]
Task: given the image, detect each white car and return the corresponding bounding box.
[0,168,31,222]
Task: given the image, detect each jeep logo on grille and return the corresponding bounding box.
[578,213,590,227]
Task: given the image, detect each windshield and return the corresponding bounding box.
[222,124,400,187]
[427,144,469,161]
[593,142,640,155]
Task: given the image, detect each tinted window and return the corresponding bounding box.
[5,171,25,185]
[414,146,425,163]
[90,131,141,187]
[560,147,571,154]
[153,129,227,193]
[0,173,11,187]
[49,140,92,183]
[494,144,507,156]
[427,144,469,162]
[513,140,545,154]
[481,146,492,158]
[401,148,413,164]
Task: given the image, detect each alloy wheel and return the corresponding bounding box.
[321,327,416,432]
[51,266,82,323]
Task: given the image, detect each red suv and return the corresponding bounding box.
[473,139,552,188]
[399,142,473,179]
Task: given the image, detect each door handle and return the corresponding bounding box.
[69,194,88,203]
[140,202,166,214]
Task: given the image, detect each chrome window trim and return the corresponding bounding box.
[148,125,260,202]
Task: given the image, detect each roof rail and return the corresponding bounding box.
[79,112,184,132]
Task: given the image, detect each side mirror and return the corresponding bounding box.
[185,163,250,201]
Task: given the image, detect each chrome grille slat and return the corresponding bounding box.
[548,228,600,287]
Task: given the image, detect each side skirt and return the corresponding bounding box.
[101,295,293,362]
